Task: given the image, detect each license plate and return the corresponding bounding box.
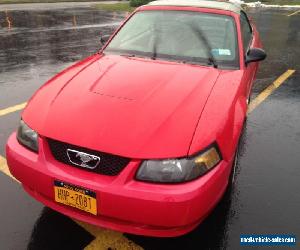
[54,180,97,215]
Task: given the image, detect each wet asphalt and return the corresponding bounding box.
[0,5,299,250]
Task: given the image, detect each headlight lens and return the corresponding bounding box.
[136,146,221,183]
[17,120,39,152]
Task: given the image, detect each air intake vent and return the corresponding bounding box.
[48,138,130,176]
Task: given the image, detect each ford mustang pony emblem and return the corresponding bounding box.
[67,149,100,169]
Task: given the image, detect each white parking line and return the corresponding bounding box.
[287,10,300,16]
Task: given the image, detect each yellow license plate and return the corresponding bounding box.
[54,180,97,215]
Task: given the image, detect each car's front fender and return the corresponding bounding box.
[188,70,247,161]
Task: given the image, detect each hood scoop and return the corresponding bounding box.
[90,56,179,102]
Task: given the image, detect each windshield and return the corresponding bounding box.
[105,10,239,69]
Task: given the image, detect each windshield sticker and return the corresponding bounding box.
[211,49,231,56]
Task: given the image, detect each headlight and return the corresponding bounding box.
[17,119,39,152]
[136,145,221,183]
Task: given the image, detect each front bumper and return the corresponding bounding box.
[6,133,231,237]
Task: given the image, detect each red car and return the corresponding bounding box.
[6,0,266,237]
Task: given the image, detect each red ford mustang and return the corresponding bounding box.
[6,0,266,237]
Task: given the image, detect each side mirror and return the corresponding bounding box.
[100,34,111,46]
[245,48,266,64]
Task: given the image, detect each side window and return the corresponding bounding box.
[240,11,252,53]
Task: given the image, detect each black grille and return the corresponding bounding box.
[47,138,130,176]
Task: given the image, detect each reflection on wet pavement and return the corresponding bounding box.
[0,6,299,250]
[0,8,124,73]
[27,208,94,250]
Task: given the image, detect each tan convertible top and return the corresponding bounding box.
[147,0,242,14]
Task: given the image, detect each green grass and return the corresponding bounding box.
[245,0,300,5]
[0,0,106,4]
[94,2,135,12]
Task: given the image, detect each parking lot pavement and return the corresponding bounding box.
[0,6,299,250]
[0,1,120,11]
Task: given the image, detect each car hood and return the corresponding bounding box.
[23,54,220,159]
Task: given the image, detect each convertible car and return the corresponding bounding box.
[6,0,266,237]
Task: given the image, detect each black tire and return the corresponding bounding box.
[227,119,247,191]
[247,94,251,105]
[245,93,251,120]
[225,148,238,195]
[229,148,239,185]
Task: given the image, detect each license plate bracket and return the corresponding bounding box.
[54,180,97,215]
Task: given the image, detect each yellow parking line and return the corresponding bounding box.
[0,102,27,117]
[247,69,295,114]
[287,10,300,16]
[0,154,142,249]
[76,220,143,250]
[0,155,19,182]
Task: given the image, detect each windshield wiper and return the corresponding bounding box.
[120,54,136,58]
[151,36,158,60]
[177,58,217,68]
[190,25,218,69]
[208,57,218,68]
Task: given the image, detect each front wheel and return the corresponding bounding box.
[228,148,239,185]
[225,147,239,195]
[246,94,251,105]
[227,120,246,190]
